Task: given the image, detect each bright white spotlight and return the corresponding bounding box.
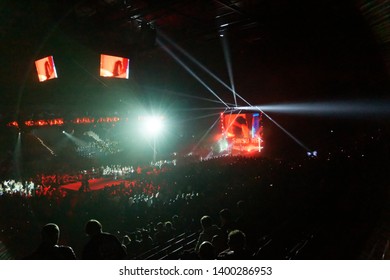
[143,116,164,136]
[307,151,318,158]
[139,115,165,162]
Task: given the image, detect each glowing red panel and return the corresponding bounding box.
[7,121,19,128]
[73,117,95,124]
[100,54,129,79]
[37,120,49,126]
[35,56,58,82]
[25,120,35,127]
[97,117,120,123]
[48,119,64,126]
[223,114,251,139]
[222,112,263,154]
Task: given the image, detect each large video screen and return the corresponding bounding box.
[222,112,263,153]
[35,56,58,82]
[100,54,129,79]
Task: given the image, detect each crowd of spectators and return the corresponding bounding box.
[101,165,135,178]
[76,141,121,158]
[0,180,35,196]
[0,163,164,198]
[0,126,389,260]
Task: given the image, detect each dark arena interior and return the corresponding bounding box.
[1,0,390,260]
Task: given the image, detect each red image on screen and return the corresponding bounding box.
[100,54,129,79]
[222,112,263,154]
[35,56,58,82]
[224,114,251,139]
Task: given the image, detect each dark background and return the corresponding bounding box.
[1,0,389,160]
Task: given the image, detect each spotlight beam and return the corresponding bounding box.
[191,113,224,154]
[172,107,231,112]
[72,59,109,88]
[157,38,230,108]
[13,132,22,179]
[158,32,311,152]
[221,34,237,106]
[214,0,247,16]
[179,111,224,123]
[158,31,235,103]
[224,110,243,135]
[142,86,236,106]
[226,95,311,151]
[232,101,390,116]
[63,131,88,147]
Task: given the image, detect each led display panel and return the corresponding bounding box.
[35,56,58,82]
[100,54,129,79]
[222,112,263,154]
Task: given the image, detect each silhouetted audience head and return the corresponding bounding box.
[85,219,103,236]
[82,219,127,260]
[217,230,252,260]
[141,229,151,239]
[172,215,179,223]
[41,223,60,246]
[198,241,215,260]
[26,223,76,260]
[195,215,223,253]
[156,222,164,232]
[200,215,213,230]
[227,230,246,251]
[237,200,246,214]
[165,221,173,231]
[172,214,185,233]
[219,208,233,224]
[122,235,131,246]
[211,234,227,254]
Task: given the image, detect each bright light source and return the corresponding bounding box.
[143,116,164,136]
[219,29,226,37]
[307,151,318,158]
[218,138,228,152]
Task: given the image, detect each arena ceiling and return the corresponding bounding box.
[1,0,389,123]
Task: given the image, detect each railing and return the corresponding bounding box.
[0,241,13,260]
[135,232,199,260]
[135,232,186,260]
[160,235,198,260]
[381,239,389,260]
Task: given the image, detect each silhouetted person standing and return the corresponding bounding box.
[219,208,236,236]
[139,229,154,253]
[82,219,127,260]
[218,230,252,260]
[195,215,223,253]
[26,223,76,260]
